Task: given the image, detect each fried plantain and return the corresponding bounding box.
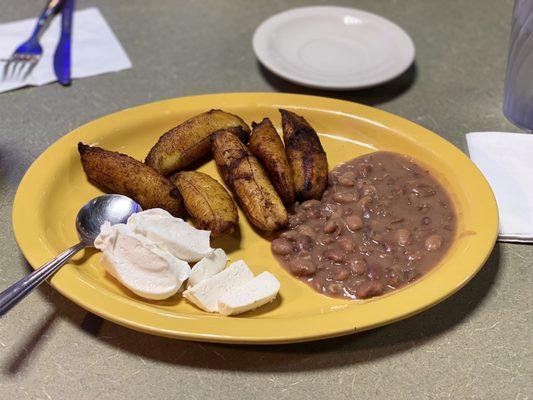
[211,130,288,231]
[248,118,295,206]
[280,109,328,200]
[171,171,238,236]
[78,143,184,216]
[145,109,250,176]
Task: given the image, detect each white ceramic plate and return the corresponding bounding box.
[253,6,415,90]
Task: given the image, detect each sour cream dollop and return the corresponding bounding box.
[95,222,190,300]
[127,209,213,262]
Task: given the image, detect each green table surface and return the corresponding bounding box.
[0,1,531,399]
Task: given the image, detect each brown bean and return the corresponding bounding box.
[289,259,317,276]
[323,248,345,263]
[317,234,334,245]
[271,238,294,256]
[355,280,384,298]
[425,234,443,251]
[394,228,412,246]
[356,196,372,211]
[323,219,340,234]
[338,171,356,187]
[361,183,377,196]
[330,208,344,220]
[330,267,350,281]
[299,251,312,260]
[280,230,299,241]
[349,258,367,275]
[332,191,357,204]
[297,224,316,239]
[346,215,363,231]
[301,199,321,210]
[338,237,354,252]
[305,208,321,219]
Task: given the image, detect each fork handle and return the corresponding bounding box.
[30,0,64,38]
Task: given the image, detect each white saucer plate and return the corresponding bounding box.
[253,6,415,90]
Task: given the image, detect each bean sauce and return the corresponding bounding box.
[271,151,457,300]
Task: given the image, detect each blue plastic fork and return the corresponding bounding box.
[2,0,64,81]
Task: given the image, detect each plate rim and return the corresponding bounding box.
[252,6,416,90]
[12,92,498,344]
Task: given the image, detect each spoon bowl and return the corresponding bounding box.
[76,194,142,246]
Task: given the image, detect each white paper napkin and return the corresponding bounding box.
[466,131,533,243]
[0,7,132,93]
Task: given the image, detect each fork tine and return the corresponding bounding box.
[2,59,13,81]
[16,62,27,81]
[16,57,31,80]
[22,59,38,81]
[8,59,19,81]
[8,59,21,80]
[15,59,30,80]
[11,60,23,80]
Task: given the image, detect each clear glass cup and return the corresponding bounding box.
[503,0,533,132]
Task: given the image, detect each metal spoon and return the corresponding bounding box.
[0,194,141,317]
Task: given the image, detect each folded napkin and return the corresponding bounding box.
[0,7,132,93]
[466,131,533,243]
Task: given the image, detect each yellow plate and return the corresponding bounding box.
[12,93,498,344]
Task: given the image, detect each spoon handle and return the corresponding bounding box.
[0,242,85,317]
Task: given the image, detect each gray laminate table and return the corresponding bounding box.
[0,1,531,399]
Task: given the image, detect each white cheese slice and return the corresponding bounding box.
[127,208,212,262]
[188,248,228,288]
[183,260,253,312]
[217,272,280,316]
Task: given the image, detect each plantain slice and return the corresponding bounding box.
[248,118,295,206]
[171,171,238,236]
[145,109,250,176]
[78,143,184,216]
[211,130,288,232]
[280,109,328,200]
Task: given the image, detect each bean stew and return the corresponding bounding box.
[271,151,457,299]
